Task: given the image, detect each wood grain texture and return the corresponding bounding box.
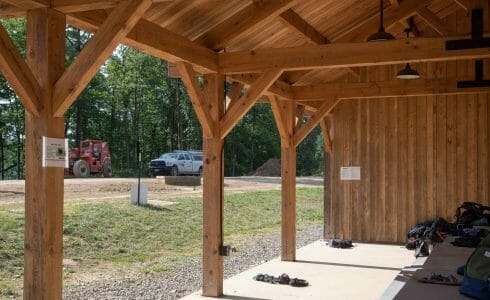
[326,60,490,243]
[201,73,225,297]
[24,8,66,299]
[0,23,41,116]
[53,0,152,117]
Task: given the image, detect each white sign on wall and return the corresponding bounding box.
[42,136,68,168]
[340,166,361,181]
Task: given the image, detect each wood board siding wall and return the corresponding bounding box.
[325,92,490,243]
[325,7,490,243]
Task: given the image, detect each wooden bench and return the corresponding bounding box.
[381,237,475,299]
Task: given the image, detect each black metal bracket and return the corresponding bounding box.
[458,60,490,88]
[446,9,490,50]
[445,9,490,88]
[219,245,237,257]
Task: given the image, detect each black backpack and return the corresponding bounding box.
[455,202,490,227]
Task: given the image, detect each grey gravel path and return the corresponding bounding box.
[64,224,323,300]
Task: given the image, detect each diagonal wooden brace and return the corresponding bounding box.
[52,0,152,117]
[0,24,41,116]
[220,69,283,139]
[293,98,340,147]
[177,62,216,138]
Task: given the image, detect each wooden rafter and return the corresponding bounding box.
[1,0,48,9]
[67,11,218,74]
[1,0,176,12]
[195,0,298,50]
[278,9,359,81]
[220,69,283,139]
[279,9,328,45]
[147,0,201,27]
[219,36,490,74]
[453,0,474,12]
[0,24,41,116]
[177,62,215,138]
[280,0,431,84]
[416,6,451,36]
[319,118,332,153]
[293,98,339,147]
[293,79,490,101]
[53,0,152,117]
[231,73,293,99]
[335,0,429,42]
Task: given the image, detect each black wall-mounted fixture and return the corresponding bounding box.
[446,8,490,50]
[446,8,490,88]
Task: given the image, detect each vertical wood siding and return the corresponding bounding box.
[326,91,490,243]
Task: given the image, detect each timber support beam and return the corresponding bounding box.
[270,96,297,261]
[0,23,41,116]
[24,8,66,300]
[201,74,225,297]
[52,0,152,117]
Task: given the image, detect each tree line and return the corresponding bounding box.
[0,19,325,179]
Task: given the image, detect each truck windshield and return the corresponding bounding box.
[160,153,176,159]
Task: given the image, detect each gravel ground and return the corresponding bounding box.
[64,224,323,300]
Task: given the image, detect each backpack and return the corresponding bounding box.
[459,235,490,299]
[456,202,490,227]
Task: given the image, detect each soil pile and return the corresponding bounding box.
[253,158,281,177]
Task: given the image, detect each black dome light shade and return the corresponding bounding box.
[396,63,420,79]
[367,0,395,41]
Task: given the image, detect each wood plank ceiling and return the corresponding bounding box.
[0,0,487,101]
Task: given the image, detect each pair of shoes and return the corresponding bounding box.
[253,273,277,284]
[419,273,461,285]
[289,278,309,287]
[253,273,309,287]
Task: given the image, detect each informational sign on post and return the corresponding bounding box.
[42,136,68,168]
[340,166,361,181]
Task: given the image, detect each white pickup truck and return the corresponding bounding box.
[149,151,203,176]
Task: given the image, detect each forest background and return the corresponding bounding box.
[0,19,325,179]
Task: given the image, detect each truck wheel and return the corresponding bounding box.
[73,160,90,178]
[102,160,113,177]
[198,167,203,177]
[171,165,179,176]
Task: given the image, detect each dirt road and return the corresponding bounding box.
[0,176,323,205]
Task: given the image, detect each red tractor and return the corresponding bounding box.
[67,140,113,178]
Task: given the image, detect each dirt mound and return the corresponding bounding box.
[253,158,281,177]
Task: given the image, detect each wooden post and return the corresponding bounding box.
[202,73,225,296]
[270,97,297,261]
[24,9,66,300]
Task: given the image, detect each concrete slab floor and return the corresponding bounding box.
[181,241,415,300]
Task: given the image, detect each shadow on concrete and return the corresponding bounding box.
[295,260,402,271]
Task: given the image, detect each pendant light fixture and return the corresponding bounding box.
[396,19,420,80]
[367,0,395,42]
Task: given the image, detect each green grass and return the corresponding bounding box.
[0,187,323,297]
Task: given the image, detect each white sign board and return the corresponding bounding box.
[340,166,361,181]
[42,136,68,168]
